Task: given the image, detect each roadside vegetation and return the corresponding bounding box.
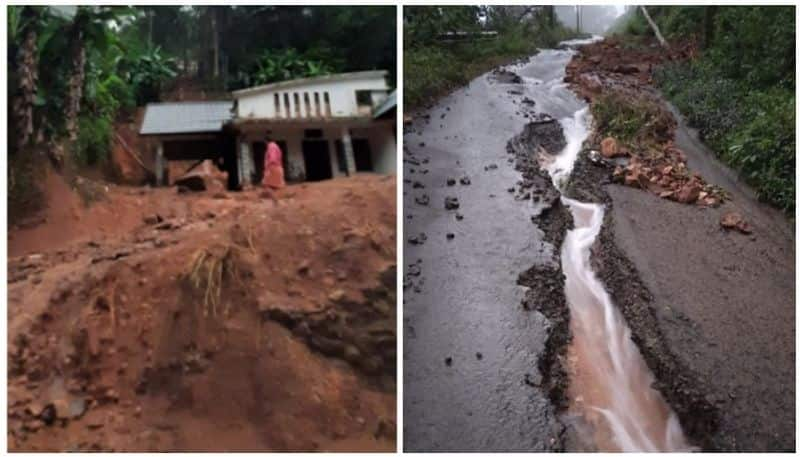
[404,6,576,109]
[613,6,795,214]
[7,5,395,222]
[591,90,673,148]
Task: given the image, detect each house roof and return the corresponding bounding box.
[139,101,234,135]
[373,90,396,119]
[231,70,389,97]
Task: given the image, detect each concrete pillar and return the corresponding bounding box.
[155,141,165,186]
[239,141,254,186]
[341,126,356,176]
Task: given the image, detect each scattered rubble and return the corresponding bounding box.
[567,38,725,209]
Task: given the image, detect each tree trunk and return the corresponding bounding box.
[13,23,38,149]
[211,10,219,79]
[66,38,86,141]
[640,6,668,48]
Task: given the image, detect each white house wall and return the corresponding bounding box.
[236,77,389,120]
[352,124,396,175]
[237,122,395,185]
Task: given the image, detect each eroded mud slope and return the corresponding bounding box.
[8,175,397,452]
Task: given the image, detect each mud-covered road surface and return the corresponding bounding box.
[402,50,584,451]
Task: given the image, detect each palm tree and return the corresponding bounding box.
[10,6,42,149]
[64,6,132,140]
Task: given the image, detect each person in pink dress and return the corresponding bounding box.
[262,140,285,202]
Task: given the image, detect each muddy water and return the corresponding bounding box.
[532,40,692,451]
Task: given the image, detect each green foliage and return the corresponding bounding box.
[657,63,795,213]
[705,7,795,89]
[123,46,177,105]
[591,90,673,145]
[404,6,576,108]
[234,48,336,88]
[73,115,113,166]
[641,6,796,214]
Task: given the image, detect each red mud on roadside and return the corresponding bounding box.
[8,174,397,451]
[563,38,728,211]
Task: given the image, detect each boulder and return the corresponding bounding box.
[173,160,227,192]
[600,137,624,158]
[675,180,702,203]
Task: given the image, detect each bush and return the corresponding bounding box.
[726,89,795,213]
[404,46,464,108]
[591,90,674,146]
[656,61,795,213]
[404,22,576,108]
[73,115,113,166]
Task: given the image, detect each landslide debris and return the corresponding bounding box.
[7,175,397,452]
[565,38,729,212]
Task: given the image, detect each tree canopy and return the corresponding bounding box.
[7,5,396,162]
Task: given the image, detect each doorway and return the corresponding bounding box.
[302,140,332,181]
[352,138,373,172]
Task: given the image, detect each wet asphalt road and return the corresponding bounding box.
[402,50,581,451]
[604,104,796,450]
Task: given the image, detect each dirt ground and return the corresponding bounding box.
[564,38,795,450]
[7,172,397,451]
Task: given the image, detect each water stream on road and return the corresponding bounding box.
[534,39,693,451]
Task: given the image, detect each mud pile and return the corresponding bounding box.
[565,38,727,211]
[564,37,695,101]
[8,175,397,451]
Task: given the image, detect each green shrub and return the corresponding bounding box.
[725,89,795,213]
[656,61,795,213]
[404,23,576,108]
[73,115,113,166]
[591,90,673,145]
[404,46,464,108]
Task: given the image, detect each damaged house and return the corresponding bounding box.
[139,70,396,189]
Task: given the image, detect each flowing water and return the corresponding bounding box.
[522,38,693,451]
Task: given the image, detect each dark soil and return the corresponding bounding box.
[506,119,574,437]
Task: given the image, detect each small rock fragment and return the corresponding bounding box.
[720,212,752,234]
[444,197,460,210]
